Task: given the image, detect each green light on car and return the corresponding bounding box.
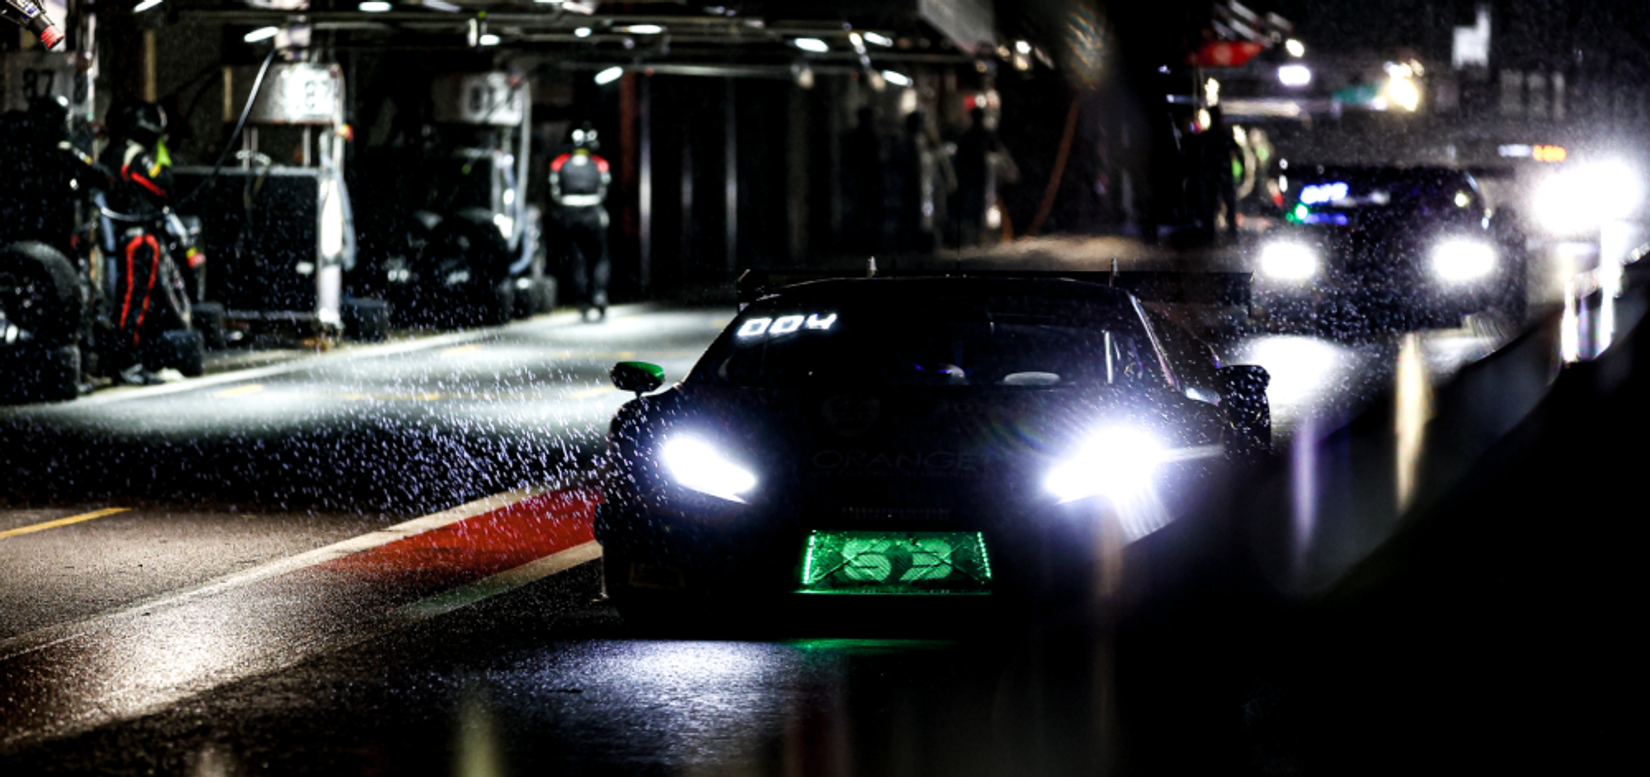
[797,531,993,595]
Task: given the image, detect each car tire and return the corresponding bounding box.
[192,302,228,350]
[422,208,512,330]
[1,343,81,404]
[601,548,692,630]
[343,298,391,342]
[486,280,515,326]
[531,277,557,315]
[145,329,205,377]
[0,242,83,347]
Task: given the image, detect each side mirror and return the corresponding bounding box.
[611,361,665,397]
[1216,364,1272,457]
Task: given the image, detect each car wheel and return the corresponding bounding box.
[601,547,695,630]
[0,242,83,347]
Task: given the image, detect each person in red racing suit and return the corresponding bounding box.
[549,124,611,321]
[96,102,197,381]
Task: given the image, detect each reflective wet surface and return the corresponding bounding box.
[2,242,1644,773]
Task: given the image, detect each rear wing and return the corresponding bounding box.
[735,268,1252,310]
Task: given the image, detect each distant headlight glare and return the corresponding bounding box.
[1430,239,1497,282]
[661,436,758,503]
[1259,242,1319,281]
[1533,160,1644,233]
[1044,428,1163,504]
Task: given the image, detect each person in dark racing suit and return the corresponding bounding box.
[549,124,611,321]
[96,102,195,382]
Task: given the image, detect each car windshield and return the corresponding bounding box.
[1291,169,1481,213]
[695,293,1165,390]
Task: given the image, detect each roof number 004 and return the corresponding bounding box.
[737,313,837,338]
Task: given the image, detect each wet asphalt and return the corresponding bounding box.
[3,292,1620,775]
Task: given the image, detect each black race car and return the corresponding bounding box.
[1254,166,1527,330]
[593,275,1271,621]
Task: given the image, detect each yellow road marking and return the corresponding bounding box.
[213,384,265,398]
[440,344,483,357]
[0,507,132,540]
[568,386,619,400]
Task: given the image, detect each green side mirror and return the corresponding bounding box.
[611,361,665,396]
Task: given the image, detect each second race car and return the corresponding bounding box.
[1254,165,1527,331]
[593,274,1271,621]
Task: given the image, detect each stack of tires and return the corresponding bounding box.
[0,243,85,402]
[387,208,555,330]
[2,236,208,404]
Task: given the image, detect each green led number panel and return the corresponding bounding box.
[798,531,993,595]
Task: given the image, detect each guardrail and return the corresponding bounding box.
[1238,247,1650,599]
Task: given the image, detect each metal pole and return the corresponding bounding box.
[639,75,652,294]
[725,78,738,275]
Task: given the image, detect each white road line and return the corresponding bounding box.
[0,485,556,661]
[396,541,602,621]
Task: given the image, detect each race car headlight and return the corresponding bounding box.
[1259,242,1319,281]
[1430,239,1496,282]
[660,435,758,503]
[1044,428,1164,505]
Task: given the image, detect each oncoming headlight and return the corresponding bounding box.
[660,436,758,503]
[1044,428,1164,505]
[1259,242,1318,281]
[1430,239,1496,282]
[1533,160,1645,234]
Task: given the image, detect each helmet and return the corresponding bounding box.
[113,102,167,148]
[570,122,599,152]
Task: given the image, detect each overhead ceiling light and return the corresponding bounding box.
[792,37,829,53]
[862,32,893,47]
[621,24,663,34]
[881,70,912,87]
[1285,38,1306,58]
[133,0,164,12]
[358,1,391,11]
[479,33,500,46]
[574,27,592,38]
[244,27,281,43]
[419,0,460,11]
[594,66,624,85]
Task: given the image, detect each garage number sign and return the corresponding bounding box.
[1,51,92,116]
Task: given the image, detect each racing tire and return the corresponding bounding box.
[0,242,83,347]
[192,302,228,350]
[422,208,513,330]
[486,281,515,327]
[343,298,392,343]
[145,329,204,377]
[0,343,81,404]
[601,548,699,632]
[531,277,557,315]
